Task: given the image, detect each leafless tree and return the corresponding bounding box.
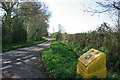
[83,0,120,31]
[83,0,119,14]
[58,24,66,33]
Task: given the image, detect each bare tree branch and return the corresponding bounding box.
[95,2,114,8]
[82,0,119,16]
[1,2,8,12]
[113,1,120,10]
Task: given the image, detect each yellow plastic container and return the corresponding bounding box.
[76,49,107,78]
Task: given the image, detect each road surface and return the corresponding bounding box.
[1,39,52,78]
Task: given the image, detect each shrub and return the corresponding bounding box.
[42,41,78,78]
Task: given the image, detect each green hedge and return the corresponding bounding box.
[42,41,79,78]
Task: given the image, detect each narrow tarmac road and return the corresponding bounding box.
[1,39,52,78]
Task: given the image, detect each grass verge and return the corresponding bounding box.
[2,37,48,52]
[42,41,79,78]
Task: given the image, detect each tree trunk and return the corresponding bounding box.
[6,11,12,26]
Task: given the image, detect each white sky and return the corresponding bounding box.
[0,0,116,34]
[41,0,115,34]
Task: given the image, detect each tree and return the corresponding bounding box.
[97,22,112,33]
[58,24,66,33]
[83,0,120,31]
[83,0,120,14]
[0,2,19,44]
[0,2,18,26]
[1,1,51,44]
[19,2,51,41]
[12,14,27,43]
[2,15,13,44]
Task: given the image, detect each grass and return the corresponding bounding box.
[107,72,120,79]
[2,37,48,52]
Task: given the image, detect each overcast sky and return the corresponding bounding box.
[0,0,116,34]
[41,0,115,34]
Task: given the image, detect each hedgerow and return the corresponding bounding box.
[42,41,79,78]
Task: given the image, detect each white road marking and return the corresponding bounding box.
[1,65,12,70]
[23,59,30,63]
[3,61,11,64]
[16,58,21,60]
[16,62,22,65]
[22,55,34,59]
[31,57,37,60]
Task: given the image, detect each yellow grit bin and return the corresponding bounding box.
[76,49,107,78]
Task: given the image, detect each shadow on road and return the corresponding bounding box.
[2,39,52,78]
